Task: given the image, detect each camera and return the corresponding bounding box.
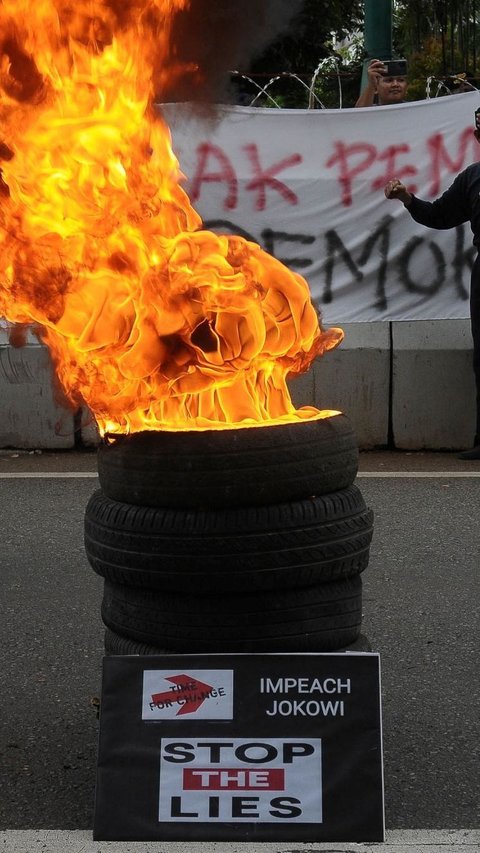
[383,59,407,77]
[475,107,480,131]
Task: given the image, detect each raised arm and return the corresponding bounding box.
[384,174,470,230]
[355,59,387,107]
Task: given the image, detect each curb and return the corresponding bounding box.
[0,829,479,852]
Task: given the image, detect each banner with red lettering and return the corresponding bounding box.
[160,92,480,323]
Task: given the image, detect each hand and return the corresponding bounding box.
[367,59,387,85]
[384,179,412,205]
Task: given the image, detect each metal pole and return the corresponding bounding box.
[360,0,393,89]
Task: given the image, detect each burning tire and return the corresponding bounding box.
[87,415,371,654]
[103,628,372,656]
[96,414,358,509]
[100,576,362,652]
[84,485,373,594]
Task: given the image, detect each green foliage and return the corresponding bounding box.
[233,0,363,108]
[233,1,480,109]
[405,37,446,101]
[393,1,480,101]
[394,0,480,80]
[251,0,363,72]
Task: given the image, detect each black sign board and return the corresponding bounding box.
[94,652,384,842]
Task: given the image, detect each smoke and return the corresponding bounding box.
[158,0,306,103]
[0,1,304,106]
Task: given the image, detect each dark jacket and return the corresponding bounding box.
[408,162,480,250]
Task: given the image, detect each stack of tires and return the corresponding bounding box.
[84,414,374,655]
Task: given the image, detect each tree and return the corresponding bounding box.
[232,0,364,107]
[394,1,480,83]
[238,1,480,108]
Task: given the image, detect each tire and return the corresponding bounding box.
[97,414,358,509]
[100,576,362,652]
[104,628,372,656]
[85,486,373,593]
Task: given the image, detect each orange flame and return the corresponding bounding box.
[0,0,343,434]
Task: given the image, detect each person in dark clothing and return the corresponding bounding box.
[384,117,480,460]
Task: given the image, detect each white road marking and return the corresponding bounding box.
[357,471,480,477]
[0,828,478,852]
[1,470,480,479]
[0,471,98,477]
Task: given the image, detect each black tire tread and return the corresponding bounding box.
[101,576,362,649]
[104,628,372,656]
[97,414,358,509]
[85,486,373,593]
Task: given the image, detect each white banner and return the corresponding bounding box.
[160,92,480,323]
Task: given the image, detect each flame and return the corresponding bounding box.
[0,0,343,435]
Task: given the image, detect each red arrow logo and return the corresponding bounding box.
[151,673,215,716]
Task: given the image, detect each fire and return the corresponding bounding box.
[0,0,343,435]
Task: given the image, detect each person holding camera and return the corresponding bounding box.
[384,111,480,460]
[355,58,408,107]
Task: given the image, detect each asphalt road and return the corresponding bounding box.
[0,449,478,831]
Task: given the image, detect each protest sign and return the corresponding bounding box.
[94,652,384,842]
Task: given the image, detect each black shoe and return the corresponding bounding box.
[458,445,480,460]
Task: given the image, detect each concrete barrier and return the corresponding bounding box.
[0,320,475,451]
[288,322,390,450]
[391,319,475,450]
[0,325,75,450]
